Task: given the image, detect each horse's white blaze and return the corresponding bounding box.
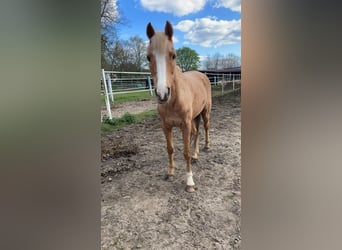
[155,52,168,99]
[186,172,195,186]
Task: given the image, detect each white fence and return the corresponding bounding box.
[204,72,241,90]
[101,69,154,119]
[101,69,241,120]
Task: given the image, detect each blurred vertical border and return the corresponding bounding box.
[242,1,342,249]
[0,0,100,249]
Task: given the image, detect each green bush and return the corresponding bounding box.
[121,113,136,124]
[101,109,158,134]
[102,113,135,126]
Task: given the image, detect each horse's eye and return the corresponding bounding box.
[172,54,176,60]
[147,55,151,62]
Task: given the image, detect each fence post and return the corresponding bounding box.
[221,73,224,93]
[101,69,112,120]
[233,74,235,90]
[106,74,114,103]
[147,76,153,96]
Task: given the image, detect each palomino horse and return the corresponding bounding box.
[146,21,212,192]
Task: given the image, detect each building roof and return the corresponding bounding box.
[199,66,241,74]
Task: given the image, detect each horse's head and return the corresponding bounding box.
[146,21,176,104]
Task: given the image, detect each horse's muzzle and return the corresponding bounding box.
[156,87,170,104]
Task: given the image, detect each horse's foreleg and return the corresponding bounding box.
[182,122,196,192]
[163,126,174,178]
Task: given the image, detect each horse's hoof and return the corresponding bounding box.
[191,157,198,164]
[164,175,175,182]
[185,185,196,193]
[203,147,210,153]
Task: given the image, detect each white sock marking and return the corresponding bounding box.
[186,172,195,186]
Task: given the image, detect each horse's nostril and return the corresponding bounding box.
[155,88,170,103]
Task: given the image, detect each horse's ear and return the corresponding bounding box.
[146,22,155,39]
[164,21,173,41]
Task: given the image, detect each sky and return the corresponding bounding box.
[116,0,241,65]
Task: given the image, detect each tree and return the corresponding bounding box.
[101,0,119,30]
[101,0,119,70]
[101,0,128,70]
[221,53,241,68]
[109,40,130,71]
[212,53,221,70]
[101,33,112,70]
[204,54,213,70]
[176,47,200,71]
[127,36,148,71]
[107,36,148,72]
[203,53,241,70]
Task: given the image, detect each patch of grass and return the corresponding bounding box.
[101,109,158,134]
[101,91,153,105]
[212,87,240,97]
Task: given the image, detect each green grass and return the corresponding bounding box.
[101,85,240,106]
[101,109,158,134]
[101,90,153,105]
[100,87,240,134]
[212,87,240,97]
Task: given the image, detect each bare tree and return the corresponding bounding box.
[222,53,241,68]
[212,53,221,70]
[127,36,148,71]
[203,53,241,70]
[101,0,119,29]
[204,54,214,70]
[101,0,130,70]
[108,36,148,71]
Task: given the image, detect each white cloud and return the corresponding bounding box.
[140,0,206,16]
[214,0,241,12]
[174,17,241,47]
[174,20,195,32]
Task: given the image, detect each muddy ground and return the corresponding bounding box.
[101,90,241,249]
[101,98,158,120]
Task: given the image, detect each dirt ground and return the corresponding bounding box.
[101,98,158,119]
[101,90,241,249]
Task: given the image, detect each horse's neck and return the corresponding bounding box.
[170,68,183,99]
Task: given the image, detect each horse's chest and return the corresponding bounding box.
[158,107,186,127]
[164,116,183,127]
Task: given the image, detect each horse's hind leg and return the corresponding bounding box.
[201,108,211,151]
[191,115,201,162]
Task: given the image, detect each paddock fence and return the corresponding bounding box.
[101,69,241,120]
[204,72,241,94]
[101,70,154,119]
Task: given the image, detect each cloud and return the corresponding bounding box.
[174,20,195,32]
[172,36,179,43]
[174,17,241,47]
[140,0,206,16]
[214,0,241,12]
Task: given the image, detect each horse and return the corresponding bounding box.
[146,21,212,193]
